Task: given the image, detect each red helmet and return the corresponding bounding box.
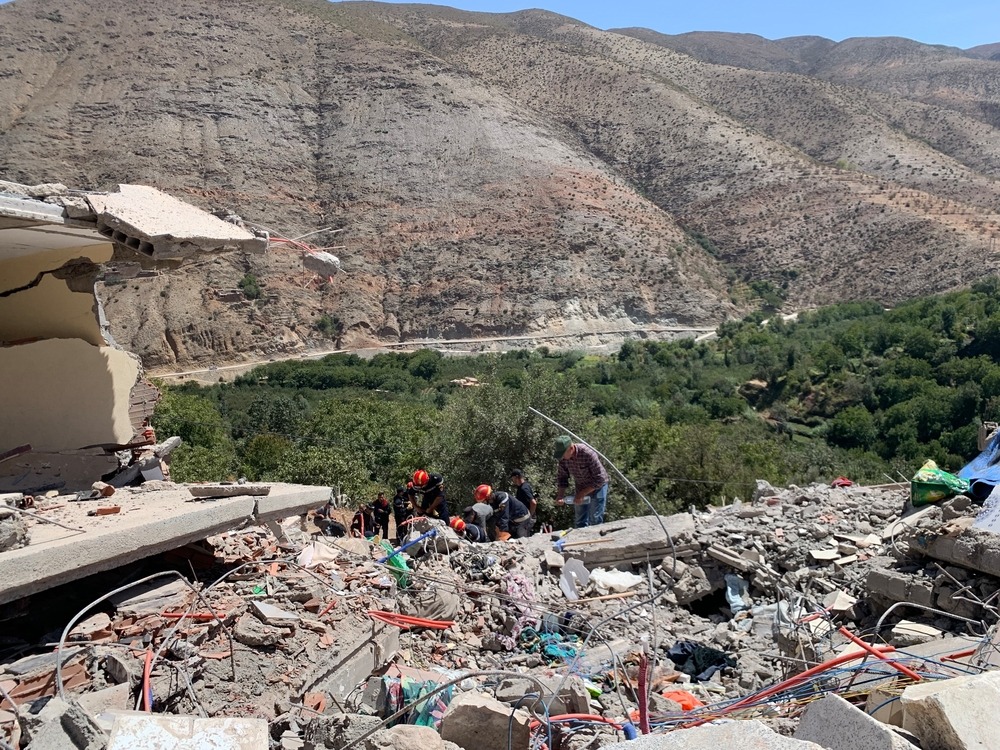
[450,517,467,533]
[474,484,492,502]
[413,470,429,487]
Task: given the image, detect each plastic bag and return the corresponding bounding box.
[724,573,750,614]
[911,460,970,506]
[589,567,644,594]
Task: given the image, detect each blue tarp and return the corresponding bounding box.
[958,431,1000,501]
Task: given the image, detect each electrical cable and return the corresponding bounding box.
[509,693,538,750]
[340,670,555,750]
[56,570,231,702]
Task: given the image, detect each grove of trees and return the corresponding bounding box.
[154,280,1000,524]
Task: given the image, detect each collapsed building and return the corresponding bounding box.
[0,179,265,493]
[4,472,1000,749]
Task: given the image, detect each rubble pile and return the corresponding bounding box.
[3,480,1000,749]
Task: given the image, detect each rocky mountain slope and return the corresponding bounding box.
[1,0,999,367]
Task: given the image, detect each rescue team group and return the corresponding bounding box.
[315,435,610,543]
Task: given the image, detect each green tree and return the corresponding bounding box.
[827,406,877,450]
[238,273,262,300]
[431,369,584,523]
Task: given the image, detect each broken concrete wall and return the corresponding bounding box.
[0,204,141,453]
[0,338,139,450]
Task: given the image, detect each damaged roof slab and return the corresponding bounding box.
[0,483,329,606]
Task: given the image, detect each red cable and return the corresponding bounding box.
[638,651,650,734]
[678,645,898,729]
[142,649,154,712]
[838,626,922,682]
[530,714,624,730]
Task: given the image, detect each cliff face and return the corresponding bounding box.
[1,0,999,366]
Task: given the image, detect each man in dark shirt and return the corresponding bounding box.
[510,468,536,535]
[462,503,493,543]
[350,504,376,538]
[553,434,610,528]
[412,469,450,523]
[372,492,391,538]
[391,485,411,538]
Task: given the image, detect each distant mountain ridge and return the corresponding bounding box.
[0,0,998,367]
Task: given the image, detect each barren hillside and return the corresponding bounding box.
[1,0,999,366]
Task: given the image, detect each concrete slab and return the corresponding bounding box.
[795,693,917,749]
[301,620,399,700]
[0,483,328,605]
[89,185,266,261]
[106,714,267,749]
[909,525,1000,579]
[901,670,1000,749]
[522,514,699,567]
[617,720,823,749]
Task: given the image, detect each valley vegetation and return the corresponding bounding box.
[154,281,1000,524]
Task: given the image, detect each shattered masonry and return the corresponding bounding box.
[4,479,1000,749]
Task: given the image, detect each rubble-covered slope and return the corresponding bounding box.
[4,478,1000,749]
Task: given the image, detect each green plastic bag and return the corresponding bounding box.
[911,460,970,506]
[380,539,411,588]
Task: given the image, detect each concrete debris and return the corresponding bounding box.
[106,714,268,749]
[302,251,342,277]
[18,696,107,750]
[621,720,823,748]
[0,509,29,552]
[795,693,918,749]
[4,477,1000,750]
[494,675,591,715]
[890,619,945,647]
[440,692,530,750]
[234,612,291,647]
[901,670,1000,750]
[365,724,453,750]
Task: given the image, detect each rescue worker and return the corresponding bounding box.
[372,491,391,538]
[474,484,532,540]
[450,516,487,543]
[510,468,537,533]
[313,498,347,537]
[411,469,450,523]
[554,434,610,528]
[462,503,493,542]
[391,485,412,538]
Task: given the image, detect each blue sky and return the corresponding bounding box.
[367,0,999,49]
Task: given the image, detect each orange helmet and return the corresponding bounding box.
[413,470,429,487]
[450,517,467,533]
[474,484,492,502]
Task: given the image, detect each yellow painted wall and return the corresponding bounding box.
[0,243,113,346]
[0,338,139,450]
[0,243,112,290]
[0,273,104,345]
